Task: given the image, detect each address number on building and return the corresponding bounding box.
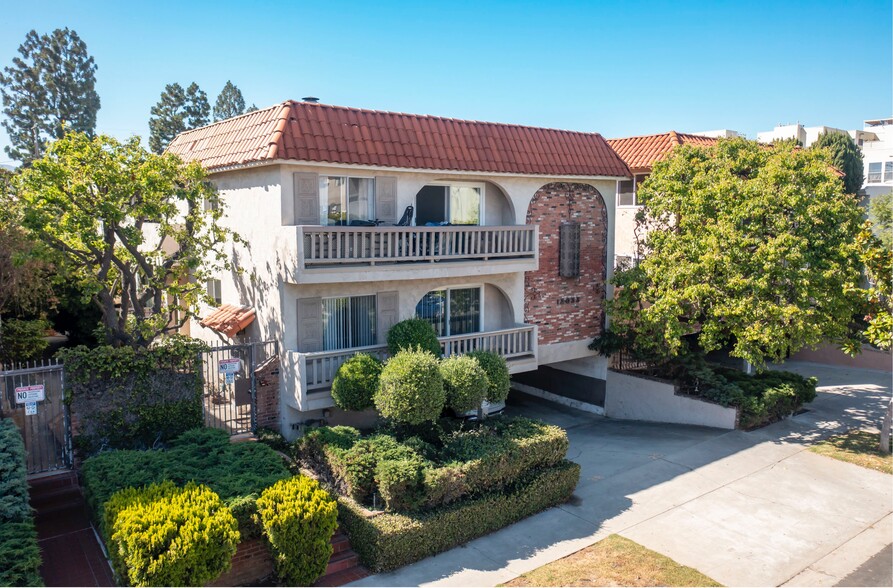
[15,384,45,404]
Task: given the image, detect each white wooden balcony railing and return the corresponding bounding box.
[298,225,537,268]
[299,325,537,392]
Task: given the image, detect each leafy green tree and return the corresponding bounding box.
[0,28,100,165]
[213,80,246,122]
[148,81,209,153]
[607,138,865,369]
[16,132,238,347]
[868,191,893,250]
[850,223,892,351]
[184,82,210,128]
[810,131,864,195]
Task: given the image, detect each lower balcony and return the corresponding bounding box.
[286,325,537,409]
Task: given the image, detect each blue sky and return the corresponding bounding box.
[1,0,890,164]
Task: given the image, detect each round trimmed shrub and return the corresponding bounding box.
[256,475,339,586]
[108,481,239,587]
[386,318,442,357]
[440,355,489,413]
[375,348,445,424]
[332,353,383,411]
[467,350,511,403]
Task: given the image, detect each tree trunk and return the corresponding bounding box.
[880,397,892,454]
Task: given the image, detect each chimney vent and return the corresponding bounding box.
[301,96,320,104]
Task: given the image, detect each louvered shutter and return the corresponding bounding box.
[559,222,581,278]
[293,172,320,225]
[375,176,398,225]
[296,297,323,352]
[376,291,399,344]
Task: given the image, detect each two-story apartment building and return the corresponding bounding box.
[166,100,630,433]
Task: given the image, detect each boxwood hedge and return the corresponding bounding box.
[338,460,580,572]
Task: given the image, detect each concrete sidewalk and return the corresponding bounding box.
[349,362,892,587]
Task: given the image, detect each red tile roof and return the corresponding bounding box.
[607,131,719,173]
[166,101,630,178]
[200,304,255,338]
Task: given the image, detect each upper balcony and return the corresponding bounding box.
[291,224,538,284]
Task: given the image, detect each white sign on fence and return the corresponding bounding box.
[218,358,241,375]
[15,384,45,404]
[25,402,37,416]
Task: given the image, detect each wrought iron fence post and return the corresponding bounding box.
[249,342,257,433]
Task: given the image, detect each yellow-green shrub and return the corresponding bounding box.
[255,476,338,586]
[107,481,239,587]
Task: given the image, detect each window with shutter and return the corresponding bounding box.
[559,222,581,278]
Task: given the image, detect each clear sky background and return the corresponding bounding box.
[1,0,891,165]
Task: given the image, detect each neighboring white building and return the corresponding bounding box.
[166,100,631,435]
[756,123,852,147]
[860,118,893,201]
[692,129,742,139]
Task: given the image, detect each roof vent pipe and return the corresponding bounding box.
[302,96,320,104]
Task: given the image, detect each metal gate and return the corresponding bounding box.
[0,360,72,474]
[199,341,277,436]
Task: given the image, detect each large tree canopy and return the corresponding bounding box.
[148,82,210,154]
[213,80,246,122]
[0,28,100,165]
[16,132,237,347]
[809,131,864,195]
[608,138,865,369]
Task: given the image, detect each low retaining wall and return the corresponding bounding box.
[207,537,273,587]
[788,343,892,372]
[605,369,737,429]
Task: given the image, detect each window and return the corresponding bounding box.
[616,174,648,206]
[559,222,580,277]
[322,295,376,350]
[206,279,222,305]
[319,176,375,225]
[415,184,483,226]
[885,162,893,182]
[867,162,882,184]
[415,287,481,337]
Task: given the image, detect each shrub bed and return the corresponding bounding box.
[106,481,239,587]
[256,476,339,585]
[82,428,290,538]
[296,416,570,512]
[338,460,580,572]
[0,418,42,587]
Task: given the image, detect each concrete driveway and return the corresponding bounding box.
[350,362,892,587]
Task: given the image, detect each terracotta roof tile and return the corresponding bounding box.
[607,131,719,173]
[167,101,630,177]
[200,304,256,338]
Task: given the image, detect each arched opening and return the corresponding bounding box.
[413,282,516,337]
[414,181,514,226]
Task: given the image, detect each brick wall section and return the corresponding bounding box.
[207,537,273,587]
[254,356,280,431]
[525,182,608,345]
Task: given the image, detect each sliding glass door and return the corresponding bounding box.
[415,287,480,337]
[322,295,376,350]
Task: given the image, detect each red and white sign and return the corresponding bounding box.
[218,358,241,375]
[15,384,45,404]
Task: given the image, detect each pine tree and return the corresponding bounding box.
[0,28,100,165]
[185,82,210,128]
[246,104,259,113]
[148,81,208,153]
[810,131,864,195]
[213,80,246,121]
[148,83,186,154]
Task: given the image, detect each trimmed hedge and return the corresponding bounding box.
[332,353,382,412]
[338,460,580,572]
[467,350,511,403]
[386,318,442,357]
[0,418,42,587]
[256,476,339,585]
[107,481,239,587]
[82,428,290,538]
[375,349,445,425]
[440,355,489,413]
[296,417,570,512]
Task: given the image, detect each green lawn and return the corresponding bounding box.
[503,534,722,587]
[809,430,892,474]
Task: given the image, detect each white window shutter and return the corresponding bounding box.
[296,297,322,352]
[376,291,399,344]
[375,176,398,225]
[294,172,320,225]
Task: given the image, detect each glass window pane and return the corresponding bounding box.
[348,178,375,223]
[416,290,446,337]
[449,187,481,225]
[449,288,480,336]
[884,162,893,182]
[618,180,635,206]
[320,177,346,225]
[322,297,350,350]
[867,162,882,183]
[349,295,377,347]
